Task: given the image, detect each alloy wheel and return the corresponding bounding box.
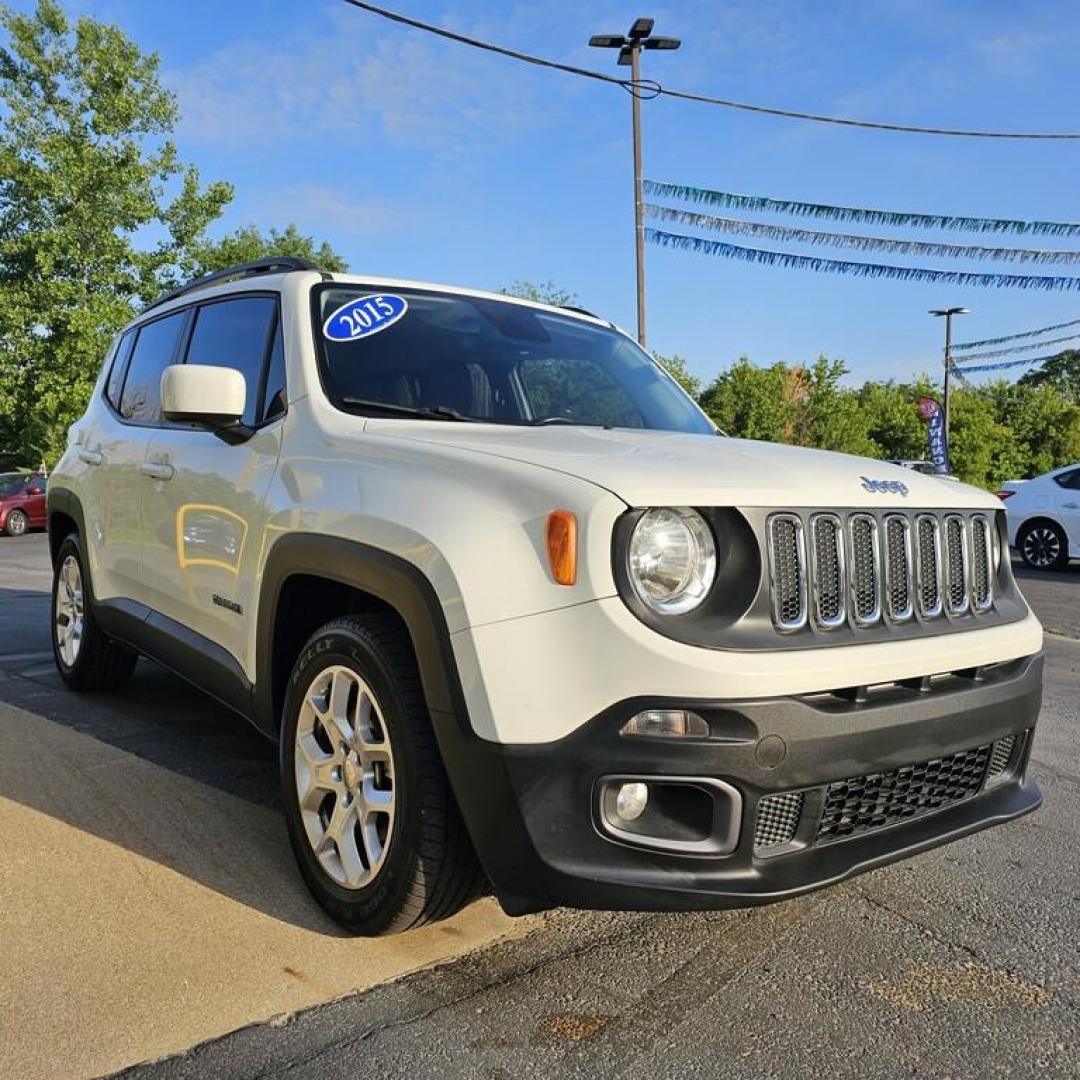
[294,665,396,889]
[54,555,85,666]
[1022,526,1062,569]
[8,510,26,536]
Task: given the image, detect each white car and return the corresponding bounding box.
[46,258,1044,935]
[1001,465,1080,570]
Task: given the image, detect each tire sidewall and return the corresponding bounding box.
[279,625,422,929]
[1020,521,1068,571]
[7,509,27,536]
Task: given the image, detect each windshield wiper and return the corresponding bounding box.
[338,397,475,422]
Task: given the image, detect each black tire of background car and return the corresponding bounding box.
[4,509,27,536]
[279,615,484,935]
[1018,519,1070,572]
[52,534,138,691]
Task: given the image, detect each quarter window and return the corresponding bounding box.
[185,297,277,426]
[105,329,137,410]
[1054,468,1080,490]
[119,311,187,424]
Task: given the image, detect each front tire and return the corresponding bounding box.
[52,534,137,691]
[280,615,483,935]
[1018,520,1069,571]
[5,509,28,536]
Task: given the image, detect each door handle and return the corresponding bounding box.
[77,449,103,466]
[1063,502,1080,510]
[140,462,175,482]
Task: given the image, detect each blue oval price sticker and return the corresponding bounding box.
[323,294,408,342]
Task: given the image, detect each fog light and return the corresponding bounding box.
[620,709,709,738]
[615,782,649,822]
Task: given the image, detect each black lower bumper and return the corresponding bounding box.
[436,653,1044,916]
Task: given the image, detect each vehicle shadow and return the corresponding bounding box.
[0,585,349,936]
[1012,559,1080,587]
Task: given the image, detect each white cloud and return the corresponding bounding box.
[250,183,394,237]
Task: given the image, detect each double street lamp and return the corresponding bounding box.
[589,18,681,348]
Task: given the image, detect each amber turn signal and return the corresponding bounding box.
[546,510,578,586]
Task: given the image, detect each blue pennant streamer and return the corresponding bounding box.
[646,228,1080,291]
[645,205,1080,265]
[953,316,1080,350]
[645,181,1080,237]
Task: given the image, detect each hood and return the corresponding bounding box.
[380,424,997,510]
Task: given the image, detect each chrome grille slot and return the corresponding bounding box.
[848,514,882,625]
[944,515,970,615]
[970,515,993,611]
[915,515,943,618]
[810,514,845,629]
[882,515,913,622]
[768,514,807,631]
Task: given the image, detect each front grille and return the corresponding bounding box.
[810,515,845,628]
[944,516,969,615]
[769,515,807,631]
[970,516,993,611]
[882,515,912,621]
[817,745,992,843]
[755,792,804,852]
[914,515,942,617]
[766,510,998,636]
[850,515,882,624]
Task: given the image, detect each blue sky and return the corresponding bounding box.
[28,1,1080,385]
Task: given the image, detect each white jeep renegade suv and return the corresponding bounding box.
[47,257,1044,935]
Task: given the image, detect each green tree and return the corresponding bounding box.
[190,224,348,276]
[652,352,701,398]
[500,280,580,308]
[1018,349,1080,403]
[0,0,232,463]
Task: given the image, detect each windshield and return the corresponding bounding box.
[0,474,26,497]
[311,284,714,434]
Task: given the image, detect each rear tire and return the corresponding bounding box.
[52,534,137,691]
[280,615,483,935]
[1018,520,1069,571]
[5,509,27,536]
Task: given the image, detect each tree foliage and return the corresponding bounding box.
[500,280,580,308]
[190,224,348,276]
[0,0,232,461]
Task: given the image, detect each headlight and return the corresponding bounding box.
[627,507,716,614]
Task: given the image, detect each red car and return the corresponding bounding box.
[0,472,47,536]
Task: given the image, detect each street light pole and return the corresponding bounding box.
[589,18,681,349]
[930,306,969,448]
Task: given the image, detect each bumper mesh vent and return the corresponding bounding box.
[988,734,1017,777]
[755,792,804,852]
[817,744,992,843]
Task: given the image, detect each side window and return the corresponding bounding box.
[185,296,277,427]
[261,314,287,421]
[1055,468,1080,490]
[119,311,187,424]
[26,478,45,496]
[105,329,137,409]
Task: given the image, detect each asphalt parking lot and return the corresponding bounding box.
[1,533,1078,1079]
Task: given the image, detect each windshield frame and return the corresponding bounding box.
[308,281,716,435]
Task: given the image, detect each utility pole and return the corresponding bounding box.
[589,18,681,349]
[930,306,969,446]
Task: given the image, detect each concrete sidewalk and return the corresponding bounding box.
[0,699,533,1080]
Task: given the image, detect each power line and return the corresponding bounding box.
[953,315,1080,350]
[339,1,1080,139]
[645,204,1080,264]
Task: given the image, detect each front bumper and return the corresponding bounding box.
[438,652,1043,916]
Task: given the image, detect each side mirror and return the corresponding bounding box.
[161,365,246,430]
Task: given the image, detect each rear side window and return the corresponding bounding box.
[1055,468,1080,490]
[105,329,137,409]
[185,296,277,427]
[119,311,187,423]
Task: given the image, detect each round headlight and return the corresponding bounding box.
[627,507,716,614]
